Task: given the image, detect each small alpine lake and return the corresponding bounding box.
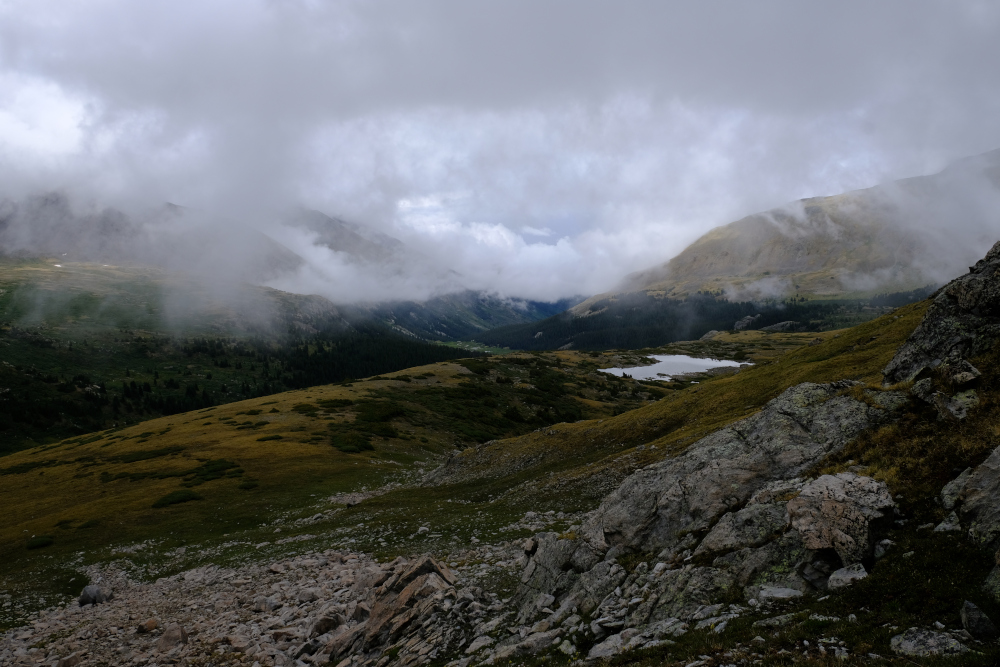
[599,354,744,381]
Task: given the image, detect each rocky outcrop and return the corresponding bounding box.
[77,585,113,607]
[884,239,1000,385]
[510,380,903,657]
[0,551,491,667]
[890,628,969,657]
[575,382,902,563]
[787,473,895,565]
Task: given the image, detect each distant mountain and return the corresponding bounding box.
[0,194,570,342]
[591,147,1000,310]
[471,150,1000,351]
[284,208,405,264]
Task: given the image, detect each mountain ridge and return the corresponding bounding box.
[574,147,1000,315]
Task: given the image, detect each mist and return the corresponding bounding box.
[1,1,1000,304]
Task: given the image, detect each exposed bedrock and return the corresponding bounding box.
[515,380,905,624]
[884,239,1000,385]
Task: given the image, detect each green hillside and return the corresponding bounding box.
[0,259,479,451]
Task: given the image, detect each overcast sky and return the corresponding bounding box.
[2,1,1000,302]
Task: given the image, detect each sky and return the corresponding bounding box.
[2,0,1000,302]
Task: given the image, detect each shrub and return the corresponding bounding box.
[331,432,374,453]
[152,489,203,508]
[317,398,354,409]
[26,535,54,549]
[355,400,406,423]
[363,422,398,438]
[256,435,283,442]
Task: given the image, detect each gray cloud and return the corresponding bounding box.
[1,0,1000,302]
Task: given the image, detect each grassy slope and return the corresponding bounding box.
[0,305,924,620]
[0,259,478,449]
[6,294,1000,663]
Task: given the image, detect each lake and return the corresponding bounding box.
[599,354,744,381]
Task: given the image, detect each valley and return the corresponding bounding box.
[4,160,1000,665]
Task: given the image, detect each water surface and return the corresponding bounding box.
[599,354,743,381]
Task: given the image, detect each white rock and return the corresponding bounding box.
[587,633,623,659]
[757,586,804,601]
[827,563,868,590]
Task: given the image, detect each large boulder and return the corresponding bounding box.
[578,382,903,561]
[884,239,1000,385]
[515,381,905,624]
[890,628,969,657]
[787,473,895,564]
[78,585,113,607]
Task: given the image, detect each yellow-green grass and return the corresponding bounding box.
[442,301,927,491]
[0,301,932,628]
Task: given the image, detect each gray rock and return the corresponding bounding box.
[787,473,895,564]
[874,538,895,559]
[890,628,969,656]
[514,381,901,640]
[934,511,962,532]
[699,330,721,341]
[156,624,188,652]
[693,503,789,557]
[827,563,868,589]
[297,588,320,603]
[465,636,494,654]
[516,629,562,654]
[693,613,738,631]
[946,360,982,386]
[587,633,623,659]
[955,445,1000,551]
[911,378,935,402]
[734,315,760,331]
[752,612,803,628]
[754,586,803,602]
[942,468,973,510]
[961,600,998,640]
[309,613,344,637]
[648,566,736,620]
[56,653,82,667]
[938,389,980,420]
[78,585,112,606]
[884,240,1000,385]
[580,383,902,561]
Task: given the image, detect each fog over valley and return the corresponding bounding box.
[2,1,1000,305]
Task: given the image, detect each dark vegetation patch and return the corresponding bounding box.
[0,459,65,476]
[0,271,483,454]
[475,287,935,351]
[99,458,242,486]
[151,489,203,508]
[317,398,354,409]
[108,446,184,463]
[330,431,375,453]
[256,435,283,442]
[25,536,53,550]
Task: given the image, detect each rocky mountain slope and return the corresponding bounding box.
[586,147,1000,308]
[9,244,1000,664]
